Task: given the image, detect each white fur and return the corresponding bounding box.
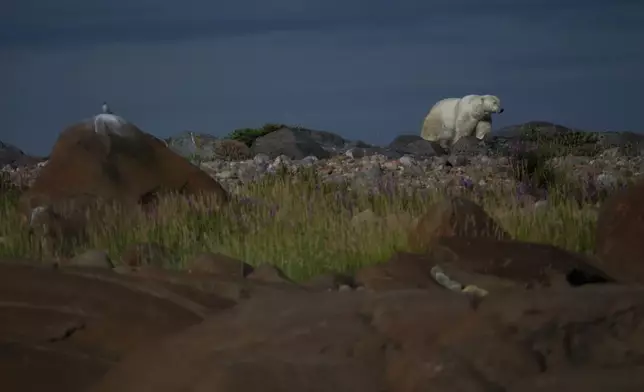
[91,114,140,139]
[421,94,503,148]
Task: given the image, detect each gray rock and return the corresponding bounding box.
[388,134,443,157]
[0,140,39,167]
[69,249,114,269]
[345,147,367,159]
[351,209,379,226]
[345,140,373,149]
[351,165,383,189]
[495,121,579,138]
[253,153,271,165]
[451,136,488,156]
[166,131,218,160]
[398,155,416,167]
[447,155,470,167]
[251,127,333,160]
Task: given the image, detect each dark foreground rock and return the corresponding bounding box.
[595,177,644,284]
[90,285,644,392]
[0,261,264,392]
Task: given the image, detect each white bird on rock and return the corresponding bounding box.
[102,101,112,114]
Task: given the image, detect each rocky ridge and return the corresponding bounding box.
[4,122,644,203]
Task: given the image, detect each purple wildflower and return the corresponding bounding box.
[460,177,474,190]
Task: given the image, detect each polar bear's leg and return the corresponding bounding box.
[455,115,479,138]
[421,110,445,141]
[474,120,492,140]
[453,114,479,148]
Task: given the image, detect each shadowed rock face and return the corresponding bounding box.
[595,178,644,284]
[89,285,644,392]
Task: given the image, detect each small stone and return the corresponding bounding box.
[301,155,319,165]
[69,249,114,269]
[534,200,549,211]
[462,284,489,298]
[447,155,469,167]
[383,161,399,171]
[253,153,271,165]
[399,155,416,167]
[345,148,365,159]
[351,209,379,226]
[216,170,236,179]
[273,155,291,166]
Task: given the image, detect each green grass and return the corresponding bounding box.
[0,163,603,282]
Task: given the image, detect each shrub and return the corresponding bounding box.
[508,142,570,200]
[214,139,252,161]
[226,123,286,147]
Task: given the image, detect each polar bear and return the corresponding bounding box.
[420,94,504,149]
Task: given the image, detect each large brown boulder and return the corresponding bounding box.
[407,197,510,252]
[595,178,644,284]
[0,261,240,392]
[89,285,644,392]
[20,114,229,213]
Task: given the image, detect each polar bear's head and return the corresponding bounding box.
[469,95,503,118]
[468,95,503,140]
[479,95,503,114]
